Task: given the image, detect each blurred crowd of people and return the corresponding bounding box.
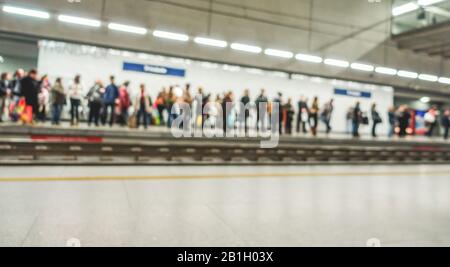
[1,68,450,140]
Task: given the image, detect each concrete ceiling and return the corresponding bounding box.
[0,0,449,95]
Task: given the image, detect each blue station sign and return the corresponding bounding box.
[123,62,186,77]
[334,88,372,99]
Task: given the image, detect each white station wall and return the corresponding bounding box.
[38,41,394,134]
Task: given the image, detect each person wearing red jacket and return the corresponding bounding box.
[118,81,131,127]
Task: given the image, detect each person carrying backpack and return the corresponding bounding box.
[86,80,104,127]
[371,103,382,138]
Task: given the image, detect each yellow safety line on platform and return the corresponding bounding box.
[0,170,449,182]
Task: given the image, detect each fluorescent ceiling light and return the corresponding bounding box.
[295,53,323,63]
[350,63,374,72]
[418,74,438,82]
[392,3,419,16]
[58,15,101,27]
[2,5,50,19]
[420,97,431,103]
[375,67,397,76]
[418,0,445,7]
[153,30,189,41]
[264,49,294,59]
[324,58,350,68]
[194,37,227,48]
[438,77,450,84]
[108,23,147,35]
[230,43,262,54]
[397,70,419,79]
[246,68,265,75]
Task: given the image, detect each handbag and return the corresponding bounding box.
[362,116,369,125]
[128,113,137,129]
[373,112,382,124]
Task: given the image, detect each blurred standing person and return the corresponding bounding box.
[397,105,411,138]
[68,75,83,126]
[183,83,193,129]
[86,80,104,127]
[172,86,184,128]
[321,99,334,134]
[37,75,50,123]
[222,91,234,133]
[0,72,12,123]
[309,97,319,137]
[296,96,309,134]
[273,92,283,135]
[352,102,362,138]
[442,110,450,140]
[147,93,154,126]
[240,89,251,134]
[371,103,382,138]
[197,87,211,128]
[206,95,220,131]
[425,106,439,137]
[284,98,295,135]
[255,89,268,131]
[183,83,193,106]
[50,78,66,125]
[388,107,397,137]
[155,90,166,125]
[11,69,25,102]
[166,86,176,128]
[102,76,119,127]
[135,84,151,129]
[346,107,353,134]
[20,69,40,121]
[118,81,131,127]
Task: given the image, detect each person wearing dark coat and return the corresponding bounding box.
[221,91,233,134]
[297,96,309,134]
[388,107,396,137]
[352,102,362,138]
[255,89,268,131]
[10,69,25,100]
[86,80,104,127]
[240,89,251,134]
[371,103,382,138]
[51,78,66,125]
[442,110,450,140]
[284,98,295,135]
[20,69,40,118]
[397,105,411,138]
[102,75,119,127]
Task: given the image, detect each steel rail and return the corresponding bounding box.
[0,138,449,166]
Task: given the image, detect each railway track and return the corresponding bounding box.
[0,136,449,165]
